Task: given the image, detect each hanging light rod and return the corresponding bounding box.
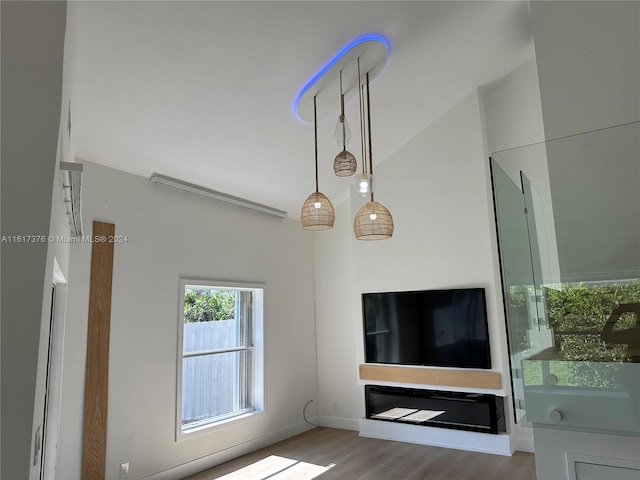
[149,173,288,219]
[294,34,390,122]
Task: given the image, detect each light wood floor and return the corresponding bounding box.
[184,427,536,480]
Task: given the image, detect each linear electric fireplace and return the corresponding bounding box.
[365,385,506,434]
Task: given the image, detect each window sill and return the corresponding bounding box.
[176,409,263,442]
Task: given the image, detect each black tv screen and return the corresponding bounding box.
[362,288,491,369]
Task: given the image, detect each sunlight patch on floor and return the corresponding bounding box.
[216,455,334,480]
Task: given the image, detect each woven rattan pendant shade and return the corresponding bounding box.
[301,95,335,231]
[353,71,393,240]
[301,192,335,230]
[354,201,393,240]
[334,150,357,177]
[333,71,357,178]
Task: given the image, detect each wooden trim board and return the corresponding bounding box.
[359,364,501,390]
[82,222,115,480]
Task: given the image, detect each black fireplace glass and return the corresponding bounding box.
[365,385,506,434]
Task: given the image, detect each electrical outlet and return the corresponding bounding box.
[333,401,339,413]
[119,462,130,479]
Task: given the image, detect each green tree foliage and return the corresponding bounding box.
[545,281,640,346]
[542,281,640,388]
[508,285,532,352]
[184,289,235,323]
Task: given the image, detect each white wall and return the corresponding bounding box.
[314,91,516,443]
[544,123,639,282]
[0,3,68,479]
[480,56,560,289]
[313,200,362,429]
[531,0,640,140]
[351,91,507,374]
[481,57,545,155]
[57,162,318,479]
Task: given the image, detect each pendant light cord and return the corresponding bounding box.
[366,72,374,202]
[314,95,319,193]
[340,71,346,151]
[357,58,367,175]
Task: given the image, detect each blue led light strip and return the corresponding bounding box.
[293,34,390,121]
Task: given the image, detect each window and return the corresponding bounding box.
[177,279,263,437]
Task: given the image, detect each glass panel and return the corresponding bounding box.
[492,161,535,351]
[181,350,251,429]
[183,287,240,353]
[492,121,640,436]
[545,123,639,284]
[237,290,253,348]
[522,357,640,436]
[491,160,544,422]
[522,172,554,332]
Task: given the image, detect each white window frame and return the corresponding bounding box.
[176,278,264,441]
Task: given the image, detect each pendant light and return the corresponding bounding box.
[333,71,357,177]
[353,59,374,196]
[354,72,393,240]
[301,96,335,230]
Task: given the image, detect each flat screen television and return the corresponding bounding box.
[362,288,491,369]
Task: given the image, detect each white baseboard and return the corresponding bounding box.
[317,415,360,431]
[141,421,317,480]
[515,423,535,453]
[359,419,514,456]
[516,435,535,453]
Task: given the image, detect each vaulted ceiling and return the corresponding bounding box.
[68,1,534,217]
